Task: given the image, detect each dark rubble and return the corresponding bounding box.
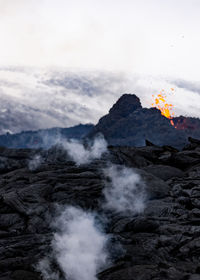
[0,138,200,279]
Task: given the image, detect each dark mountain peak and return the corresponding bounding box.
[89,93,200,148]
[109,93,142,118]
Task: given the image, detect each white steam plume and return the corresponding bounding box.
[28,154,43,170]
[39,133,107,164]
[61,135,108,165]
[52,206,108,280]
[36,257,59,280]
[103,165,146,215]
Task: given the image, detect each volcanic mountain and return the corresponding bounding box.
[1,94,200,150]
[1,94,200,279]
[88,94,200,149]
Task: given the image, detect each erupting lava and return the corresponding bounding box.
[152,89,175,126]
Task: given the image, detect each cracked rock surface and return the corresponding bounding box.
[0,139,200,279]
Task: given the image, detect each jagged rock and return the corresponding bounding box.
[11,270,41,280]
[188,137,200,145]
[0,143,200,279]
[142,165,184,181]
[124,218,159,233]
[171,151,200,169]
[145,139,158,147]
[134,168,170,199]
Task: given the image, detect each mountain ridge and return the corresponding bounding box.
[88,93,200,148]
[1,93,200,149]
[0,124,94,149]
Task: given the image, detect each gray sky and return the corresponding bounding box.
[1,0,200,79]
[0,0,200,133]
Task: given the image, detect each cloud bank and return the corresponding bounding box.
[1,67,200,135]
[0,68,133,134]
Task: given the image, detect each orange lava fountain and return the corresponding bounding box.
[152,89,175,126]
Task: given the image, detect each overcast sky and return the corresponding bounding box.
[1,0,200,80]
[0,0,200,133]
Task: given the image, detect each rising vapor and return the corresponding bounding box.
[52,206,108,280]
[36,257,59,280]
[61,134,107,165]
[103,165,146,215]
[28,154,43,170]
[36,139,148,280]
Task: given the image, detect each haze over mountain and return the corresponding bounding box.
[89,94,200,149]
[0,67,200,136]
[1,93,200,150]
[1,0,200,135]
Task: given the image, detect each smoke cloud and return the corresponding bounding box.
[61,135,107,165]
[36,257,59,280]
[28,154,43,170]
[0,67,200,136]
[0,68,135,135]
[26,134,107,165]
[103,165,146,215]
[51,206,108,280]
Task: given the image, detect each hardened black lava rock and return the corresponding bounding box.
[0,137,200,279]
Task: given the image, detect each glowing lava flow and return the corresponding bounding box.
[152,89,175,126]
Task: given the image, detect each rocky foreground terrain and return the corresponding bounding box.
[1,137,200,279]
